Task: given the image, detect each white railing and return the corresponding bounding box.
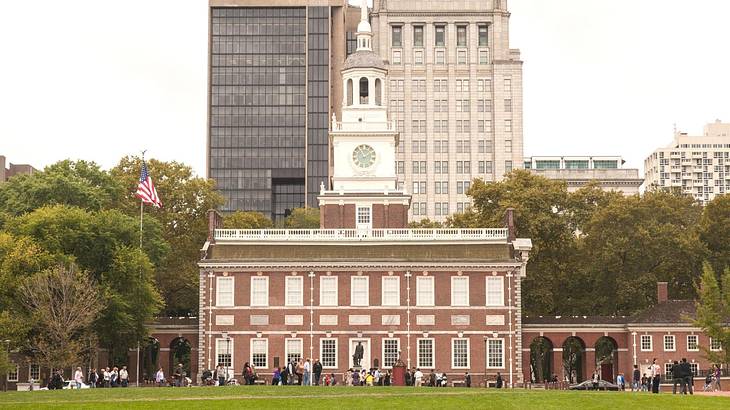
[214,228,508,242]
[332,120,396,132]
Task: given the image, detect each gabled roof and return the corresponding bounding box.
[627,300,697,325]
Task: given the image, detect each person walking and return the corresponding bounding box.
[296,359,305,385]
[286,359,296,385]
[414,368,423,387]
[313,359,323,386]
[73,367,84,389]
[103,367,111,388]
[174,364,184,387]
[303,358,312,386]
[631,365,640,392]
[680,358,693,395]
[671,360,681,394]
[465,372,471,388]
[155,367,165,387]
[714,365,721,391]
[119,366,129,387]
[650,358,661,394]
[272,367,281,386]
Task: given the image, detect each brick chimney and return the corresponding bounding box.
[504,208,516,242]
[657,282,668,303]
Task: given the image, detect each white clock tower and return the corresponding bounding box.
[318,0,410,230]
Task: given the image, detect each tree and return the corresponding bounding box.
[408,218,443,228]
[223,211,273,229]
[21,264,102,370]
[112,156,224,315]
[283,207,320,228]
[694,263,730,365]
[699,194,730,276]
[0,160,125,216]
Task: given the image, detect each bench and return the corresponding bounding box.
[452,380,466,388]
[253,379,267,385]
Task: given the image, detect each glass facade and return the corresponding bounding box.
[209,6,331,221]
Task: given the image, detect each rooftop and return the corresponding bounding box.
[214,228,509,243]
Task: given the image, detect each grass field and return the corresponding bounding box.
[0,386,727,409]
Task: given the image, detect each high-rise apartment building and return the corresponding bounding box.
[524,156,643,196]
[207,1,357,221]
[371,0,524,221]
[645,120,730,204]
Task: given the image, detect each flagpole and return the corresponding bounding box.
[137,152,145,388]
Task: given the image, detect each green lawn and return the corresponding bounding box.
[0,386,726,409]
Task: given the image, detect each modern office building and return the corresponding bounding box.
[0,155,37,182]
[371,0,524,222]
[207,1,358,221]
[645,120,730,204]
[524,156,643,196]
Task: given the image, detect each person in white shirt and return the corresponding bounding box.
[103,367,111,388]
[155,367,165,387]
[73,367,84,389]
[303,358,312,386]
[650,358,661,394]
[119,366,129,387]
[414,368,424,387]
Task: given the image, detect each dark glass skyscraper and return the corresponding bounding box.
[208,1,352,221]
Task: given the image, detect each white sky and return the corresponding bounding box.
[1,0,729,176]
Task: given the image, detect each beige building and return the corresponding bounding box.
[371,0,524,222]
[645,120,730,204]
[524,156,643,196]
[0,155,37,182]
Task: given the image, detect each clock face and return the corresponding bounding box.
[352,144,377,169]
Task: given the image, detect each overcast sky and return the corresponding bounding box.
[1,0,729,176]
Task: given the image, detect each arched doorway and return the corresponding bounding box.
[169,337,191,380]
[141,338,160,383]
[595,336,618,382]
[562,337,585,383]
[529,337,554,383]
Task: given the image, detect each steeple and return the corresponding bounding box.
[356,0,372,52]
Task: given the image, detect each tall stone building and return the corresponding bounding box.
[645,120,730,204]
[524,156,643,196]
[371,0,524,222]
[207,1,357,221]
[0,155,37,182]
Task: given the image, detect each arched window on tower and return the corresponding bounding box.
[359,77,369,104]
[375,78,382,106]
[347,78,353,106]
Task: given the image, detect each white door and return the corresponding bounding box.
[349,338,371,369]
[356,206,372,236]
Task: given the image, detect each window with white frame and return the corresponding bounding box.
[486,277,504,306]
[7,364,18,382]
[286,338,303,364]
[416,276,434,306]
[382,276,400,306]
[640,335,652,351]
[320,276,338,306]
[663,335,675,351]
[392,50,401,65]
[216,276,234,307]
[417,338,434,368]
[452,338,469,369]
[320,339,337,368]
[285,276,303,306]
[487,339,504,368]
[689,363,699,376]
[351,276,369,306]
[664,363,673,377]
[687,335,699,351]
[451,276,469,306]
[710,338,722,351]
[251,338,268,368]
[357,206,371,226]
[216,338,233,371]
[29,364,40,381]
[250,276,269,307]
[383,339,400,368]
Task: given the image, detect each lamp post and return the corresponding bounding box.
[308,271,316,367]
[3,340,10,392]
[222,331,230,384]
[404,271,412,369]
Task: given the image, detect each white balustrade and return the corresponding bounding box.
[214,228,508,242]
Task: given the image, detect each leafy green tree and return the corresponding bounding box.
[223,211,274,229]
[283,207,320,228]
[694,262,730,365]
[112,156,224,315]
[408,218,443,228]
[699,195,730,276]
[0,160,125,216]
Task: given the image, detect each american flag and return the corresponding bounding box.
[135,161,162,208]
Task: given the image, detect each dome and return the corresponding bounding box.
[343,50,386,71]
[357,20,372,33]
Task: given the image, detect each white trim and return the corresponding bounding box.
[215,338,235,378]
[416,338,435,369]
[214,228,509,242]
[416,276,434,307]
[351,276,369,306]
[319,338,338,369]
[250,276,269,307]
[686,334,699,352]
[285,276,304,307]
[451,338,470,369]
[640,335,652,352]
[215,276,234,307]
[381,276,400,306]
[710,337,723,352]
[319,276,338,307]
[663,335,676,352]
[285,338,304,364]
[381,338,400,369]
[250,338,268,369]
[451,276,469,307]
[486,338,505,369]
[486,276,504,306]
[29,363,40,381]
[348,338,372,369]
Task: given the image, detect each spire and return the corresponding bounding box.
[356,0,373,51]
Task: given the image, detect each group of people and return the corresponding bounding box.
[47,366,130,389]
[628,359,722,393]
[342,368,392,386]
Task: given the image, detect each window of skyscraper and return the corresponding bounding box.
[478,24,488,47]
[435,25,446,46]
[413,25,424,47]
[457,25,467,47]
[392,26,402,47]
